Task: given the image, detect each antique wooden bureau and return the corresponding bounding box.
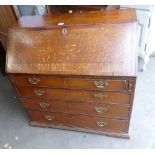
[6,9,137,138]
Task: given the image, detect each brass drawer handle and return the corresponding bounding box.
[10,75,15,82]
[34,89,45,96]
[94,80,108,88]
[95,107,107,113]
[94,93,107,99]
[28,77,40,84]
[96,121,107,127]
[45,115,55,121]
[39,102,49,108]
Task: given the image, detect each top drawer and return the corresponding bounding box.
[11,75,127,91]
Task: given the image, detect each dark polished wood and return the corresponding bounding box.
[21,98,130,119]
[46,5,120,15]
[16,86,131,104]
[14,9,137,28]
[0,43,6,75]
[13,75,128,91]
[28,110,129,133]
[0,5,17,50]
[30,121,129,138]
[6,9,137,76]
[6,9,137,138]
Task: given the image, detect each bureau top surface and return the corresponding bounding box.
[14,9,137,28]
[6,9,137,77]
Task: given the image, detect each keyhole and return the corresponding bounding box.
[62,28,67,35]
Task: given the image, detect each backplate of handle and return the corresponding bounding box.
[45,115,55,121]
[39,102,50,108]
[95,107,107,113]
[34,89,45,96]
[94,80,108,88]
[28,77,40,84]
[96,121,107,127]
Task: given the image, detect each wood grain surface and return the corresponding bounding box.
[21,98,130,119]
[13,75,127,91]
[28,110,128,133]
[6,9,137,76]
[14,9,137,28]
[6,9,137,138]
[0,5,17,50]
[16,86,131,104]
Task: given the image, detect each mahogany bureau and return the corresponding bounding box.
[6,9,137,138]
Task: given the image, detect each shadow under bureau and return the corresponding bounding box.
[6,9,137,138]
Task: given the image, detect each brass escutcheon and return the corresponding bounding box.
[62,28,67,35]
[94,93,108,99]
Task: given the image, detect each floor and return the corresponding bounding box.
[0,58,155,149]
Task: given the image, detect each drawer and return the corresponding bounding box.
[28,110,128,133]
[22,98,129,119]
[12,75,127,91]
[17,86,131,104]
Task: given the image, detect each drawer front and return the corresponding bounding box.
[17,86,131,104]
[13,75,127,91]
[21,98,129,119]
[28,110,128,133]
